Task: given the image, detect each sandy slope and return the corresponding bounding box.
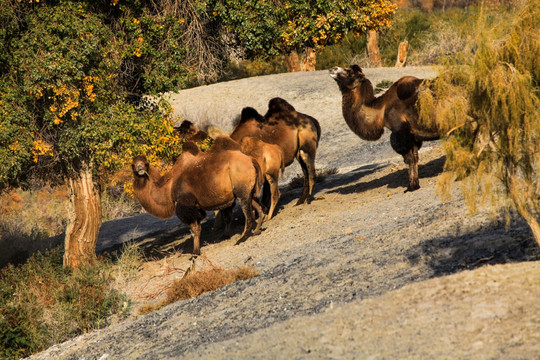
[30,67,540,359]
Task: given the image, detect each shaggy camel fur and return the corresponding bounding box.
[174,120,211,144]
[230,97,321,205]
[131,142,264,255]
[330,65,439,191]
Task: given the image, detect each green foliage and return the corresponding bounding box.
[0,0,190,191]
[209,0,396,58]
[423,0,540,241]
[0,248,128,359]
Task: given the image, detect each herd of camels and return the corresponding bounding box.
[131,65,440,255]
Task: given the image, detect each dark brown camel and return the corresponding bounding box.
[230,97,321,205]
[329,65,440,191]
[131,142,264,255]
[174,120,211,144]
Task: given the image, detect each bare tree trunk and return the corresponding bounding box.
[284,48,317,72]
[395,40,408,67]
[366,30,382,68]
[284,51,301,72]
[507,175,540,247]
[63,162,102,268]
[301,48,317,71]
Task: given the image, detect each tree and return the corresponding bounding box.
[209,0,396,71]
[418,0,540,245]
[0,0,199,267]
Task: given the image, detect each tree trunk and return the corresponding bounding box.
[284,51,301,72]
[63,162,102,268]
[301,48,317,71]
[366,30,382,68]
[284,48,317,72]
[506,175,540,247]
[395,40,408,67]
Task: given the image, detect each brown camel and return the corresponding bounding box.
[230,97,321,205]
[205,125,285,220]
[131,142,264,255]
[329,65,440,191]
[238,137,284,220]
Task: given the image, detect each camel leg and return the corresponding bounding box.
[265,174,280,221]
[176,206,206,255]
[221,204,234,239]
[251,197,264,235]
[212,210,224,231]
[296,148,316,205]
[390,128,421,192]
[403,145,420,192]
[188,221,202,255]
[235,197,254,245]
[261,179,271,213]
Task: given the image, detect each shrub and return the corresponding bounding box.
[0,248,128,359]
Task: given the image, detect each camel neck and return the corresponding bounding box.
[340,82,385,141]
[133,166,175,219]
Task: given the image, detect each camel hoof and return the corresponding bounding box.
[235,236,248,245]
[253,229,262,236]
[405,184,420,192]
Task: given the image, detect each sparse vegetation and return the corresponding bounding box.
[286,167,338,192]
[420,0,540,244]
[0,248,128,360]
[137,265,259,315]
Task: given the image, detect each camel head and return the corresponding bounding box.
[132,155,150,178]
[174,120,199,136]
[329,64,366,90]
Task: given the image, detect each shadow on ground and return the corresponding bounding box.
[406,217,540,278]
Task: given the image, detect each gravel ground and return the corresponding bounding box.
[29,67,540,360]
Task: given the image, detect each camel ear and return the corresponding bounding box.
[350,64,363,74]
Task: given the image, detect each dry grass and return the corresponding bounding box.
[137,265,259,315]
[285,167,338,192]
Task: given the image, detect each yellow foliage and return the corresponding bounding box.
[32,139,54,163]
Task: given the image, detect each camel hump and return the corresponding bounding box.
[240,107,265,123]
[209,136,241,152]
[182,141,201,156]
[396,77,423,101]
[267,97,296,115]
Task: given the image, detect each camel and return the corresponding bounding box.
[174,120,211,145]
[329,65,440,191]
[230,97,321,205]
[131,142,264,255]
[237,137,285,220]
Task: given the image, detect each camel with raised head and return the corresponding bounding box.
[131,142,264,255]
[230,97,321,205]
[329,65,439,191]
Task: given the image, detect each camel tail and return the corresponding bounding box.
[311,116,322,143]
[280,152,285,180]
[252,158,264,198]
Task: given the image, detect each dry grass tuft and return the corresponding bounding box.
[286,167,338,192]
[137,265,259,315]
